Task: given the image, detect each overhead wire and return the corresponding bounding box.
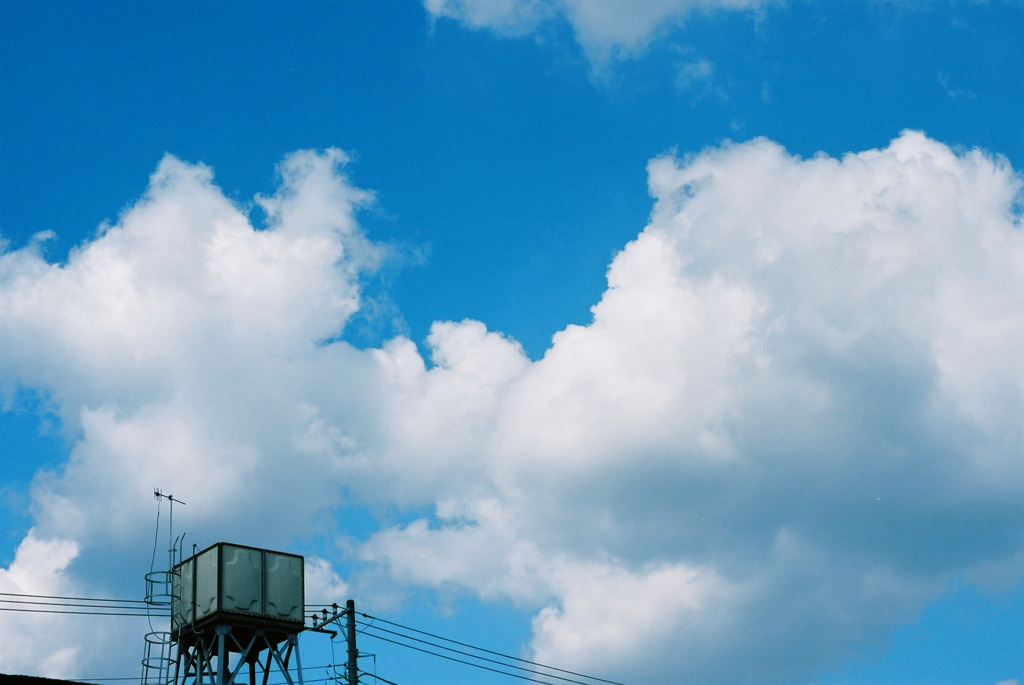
[357,612,627,685]
[356,620,602,685]
[0,606,155,617]
[1,592,624,685]
[146,492,163,637]
[358,669,401,685]
[0,591,160,617]
[356,627,570,685]
[149,493,162,577]
[0,591,156,605]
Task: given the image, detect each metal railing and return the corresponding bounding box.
[141,570,177,685]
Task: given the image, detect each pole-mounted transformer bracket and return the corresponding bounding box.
[308,599,359,685]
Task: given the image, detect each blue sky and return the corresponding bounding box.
[0,1,1022,683]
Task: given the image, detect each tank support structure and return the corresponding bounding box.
[175,625,303,685]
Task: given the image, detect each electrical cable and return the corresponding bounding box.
[0,591,153,604]
[358,628,567,685]
[146,493,162,635]
[358,669,402,685]
[149,494,162,576]
[356,620,601,685]
[0,606,155,616]
[357,612,626,685]
[355,614,375,634]
[5,591,623,685]
[0,591,161,617]
[0,593,155,606]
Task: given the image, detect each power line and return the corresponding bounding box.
[0,591,153,605]
[358,669,401,685]
[358,628,572,685]
[0,591,160,617]
[0,593,154,606]
[0,606,155,617]
[357,612,627,685]
[356,620,603,685]
[4,592,624,685]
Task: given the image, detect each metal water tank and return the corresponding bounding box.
[171,542,304,644]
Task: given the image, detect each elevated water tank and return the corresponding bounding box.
[171,542,304,645]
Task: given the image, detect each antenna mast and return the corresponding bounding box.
[141,488,186,685]
[157,488,186,569]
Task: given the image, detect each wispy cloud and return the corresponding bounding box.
[424,0,773,63]
[938,70,976,100]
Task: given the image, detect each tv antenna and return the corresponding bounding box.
[141,488,187,685]
[154,488,186,570]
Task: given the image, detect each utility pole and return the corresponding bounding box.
[308,599,359,685]
[346,599,359,685]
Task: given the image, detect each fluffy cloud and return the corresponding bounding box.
[0,148,389,675]
[424,0,771,60]
[361,132,1024,682]
[0,533,82,677]
[1,131,1022,682]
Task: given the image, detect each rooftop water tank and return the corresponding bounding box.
[171,542,304,645]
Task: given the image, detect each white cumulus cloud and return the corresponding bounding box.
[0,533,82,677]
[0,148,389,674]
[0,131,1022,682]
[359,131,1024,683]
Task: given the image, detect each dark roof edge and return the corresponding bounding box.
[0,675,96,685]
